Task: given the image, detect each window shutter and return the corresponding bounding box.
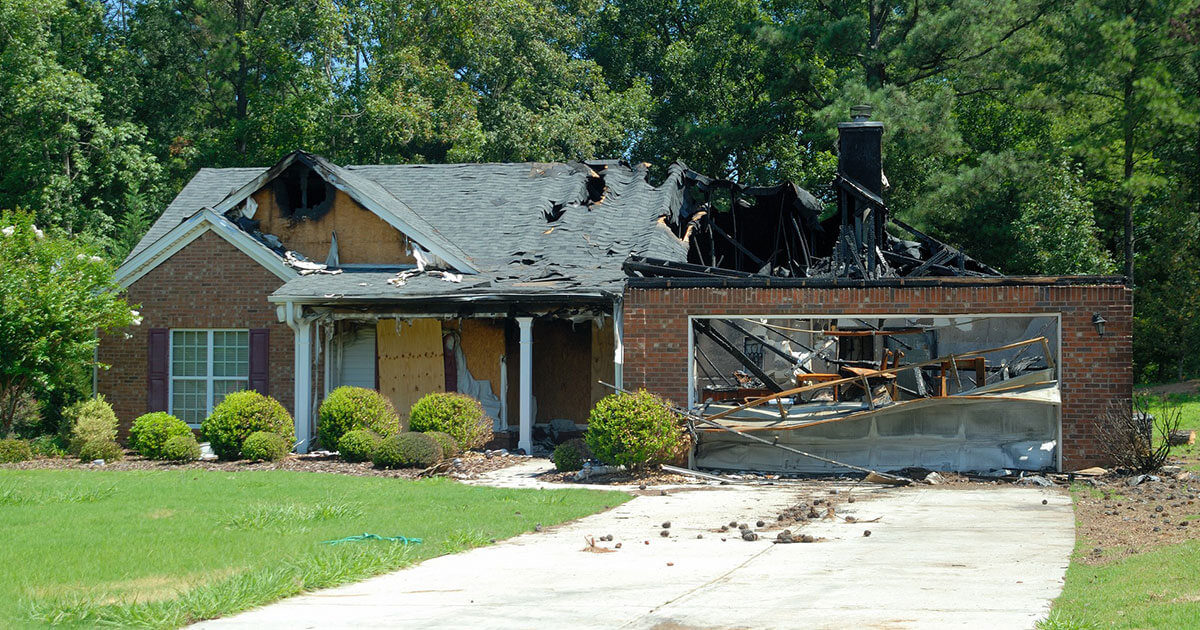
[249,328,270,395]
[147,328,169,412]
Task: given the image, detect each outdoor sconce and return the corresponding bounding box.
[1092,313,1107,337]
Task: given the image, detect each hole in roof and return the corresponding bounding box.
[273,162,334,221]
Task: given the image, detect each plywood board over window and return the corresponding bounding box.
[376,318,444,425]
[455,319,505,398]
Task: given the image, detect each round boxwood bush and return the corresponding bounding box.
[241,431,290,462]
[317,387,401,450]
[424,431,460,457]
[0,438,33,463]
[338,429,381,463]
[200,391,294,460]
[372,432,444,469]
[77,439,124,462]
[584,390,683,471]
[65,396,119,456]
[129,412,193,460]
[408,393,492,450]
[161,433,202,462]
[551,438,589,472]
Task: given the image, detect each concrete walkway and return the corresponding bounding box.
[194,474,1074,630]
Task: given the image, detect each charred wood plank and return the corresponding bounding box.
[719,318,813,374]
[709,221,767,269]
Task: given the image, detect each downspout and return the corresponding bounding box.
[612,295,624,390]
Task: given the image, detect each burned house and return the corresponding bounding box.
[99,107,1130,472]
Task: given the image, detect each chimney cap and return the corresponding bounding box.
[838,103,883,130]
[850,104,873,121]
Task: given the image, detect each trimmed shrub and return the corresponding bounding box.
[0,438,33,463]
[65,396,119,455]
[551,438,589,472]
[241,431,291,462]
[338,429,382,463]
[200,391,294,460]
[373,432,443,469]
[161,433,202,462]
[129,412,192,459]
[584,390,683,471]
[424,431,460,457]
[408,393,492,450]
[77,440,124,462]
[28,434,67,457]
[317,387,402,450]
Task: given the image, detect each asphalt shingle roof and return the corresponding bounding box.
[130,159,690,303]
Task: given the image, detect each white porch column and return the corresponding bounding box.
[516,316,534,455]
[612,297,624,390]
[292,316,313,454]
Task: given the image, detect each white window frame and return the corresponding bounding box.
[168,329,250,427]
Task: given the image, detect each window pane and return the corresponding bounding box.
[213,331,249,378]
[172,379,206,424]
[213,379,248,406]
[172,331,207,377]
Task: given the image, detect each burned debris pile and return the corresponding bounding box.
[629,108,999,281]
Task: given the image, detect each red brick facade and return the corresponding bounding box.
[98,231,294,433]
[621,281,1132,471]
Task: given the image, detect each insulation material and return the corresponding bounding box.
[445,332,503,426]
[456,319,505,399]
[377,318,444,424]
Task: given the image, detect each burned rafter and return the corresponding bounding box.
[693,320,785,392]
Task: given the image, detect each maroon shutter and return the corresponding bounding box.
[147,328,169,412]
[249,328,270,395]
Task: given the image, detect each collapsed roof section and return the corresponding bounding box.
[630,108,1001,281]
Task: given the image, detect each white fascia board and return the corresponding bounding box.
[211,153,479,275]
[115,208,295,288]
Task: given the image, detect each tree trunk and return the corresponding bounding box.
[234,0,248,156]
[1168,429,1196,446]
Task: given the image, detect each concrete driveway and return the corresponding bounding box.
[194,476,1073,630]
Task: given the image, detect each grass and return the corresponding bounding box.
[1038,539,1200,629]
[0,469,628,628]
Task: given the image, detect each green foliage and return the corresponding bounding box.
[584,390,682,470]
[201,392,294,460]
[423,431,460,458]
[240,431,291,463]
[372,433,443,469]
[337,429,382,463]
[27,434,66,457]
[129,412,192,460]
[408,393,492,450]
[76,440,123,462]
[551,438,588,472]
[317,387,401,450]
[0,213,135,435]
[64,396,119,456]
[160,434,201,462]
[0,438,33,463]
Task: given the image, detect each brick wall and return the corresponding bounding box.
[98,230,294,434]
[621,281,1132,471]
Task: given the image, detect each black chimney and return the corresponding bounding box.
[837,104,883,196]
[835,104,885,278]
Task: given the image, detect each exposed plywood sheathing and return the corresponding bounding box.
[376,318,444,425]
[443,318,505,398]
[532,319,592,424]
[252,188,416,265]
[590,318,615,408]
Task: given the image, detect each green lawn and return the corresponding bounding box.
[0,469,627,628]
[1040,540,1200,629]
[1041,390,1200,629]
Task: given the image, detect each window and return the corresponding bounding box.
[743,338,764,369]
[171,330,249,425]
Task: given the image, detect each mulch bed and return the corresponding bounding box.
[0,450,525,480]
[1070,469,1200,565]
[535,467,698,487]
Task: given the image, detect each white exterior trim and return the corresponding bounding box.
[516,316,534,454]
[115,208,294,288]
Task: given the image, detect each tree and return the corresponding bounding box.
[0,211,135,434]
[0,0,164,248]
